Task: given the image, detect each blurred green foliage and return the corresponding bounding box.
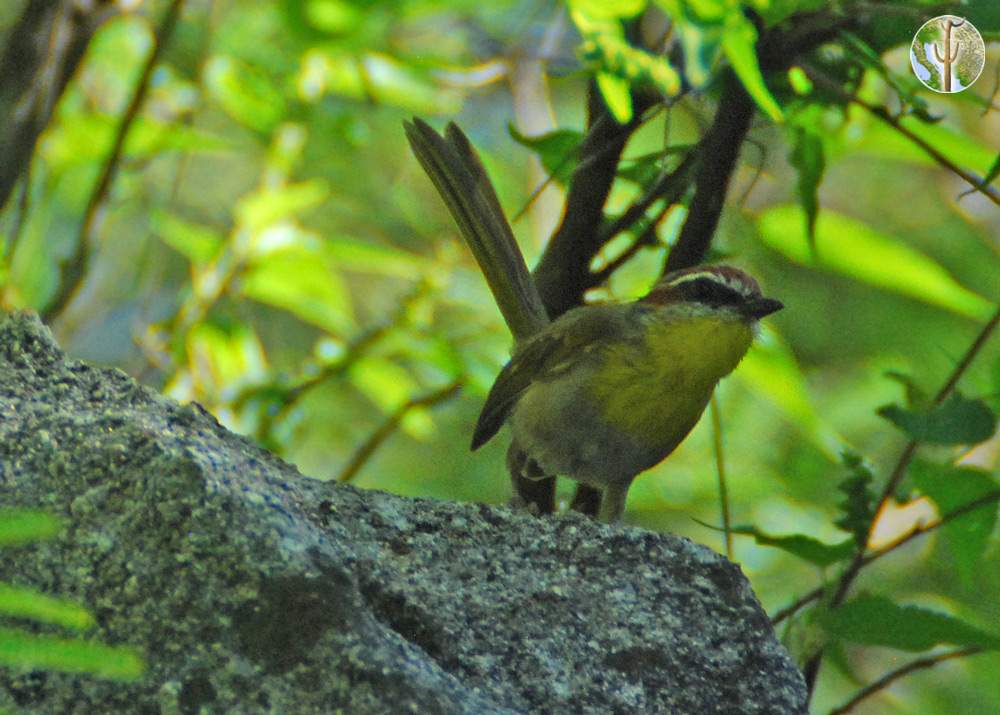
[0,0,998,712]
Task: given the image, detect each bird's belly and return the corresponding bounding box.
[508,364,701,487]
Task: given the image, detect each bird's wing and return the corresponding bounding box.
[470,305,629,450]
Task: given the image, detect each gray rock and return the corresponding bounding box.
[0,312,807,714]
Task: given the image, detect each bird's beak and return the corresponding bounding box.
[743,297,784,319]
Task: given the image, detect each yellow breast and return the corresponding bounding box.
[588,315,753,450]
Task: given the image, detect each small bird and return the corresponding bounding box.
[404,118,782,522]
[471,265,782,522]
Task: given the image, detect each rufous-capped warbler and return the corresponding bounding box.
[405,119,782,523]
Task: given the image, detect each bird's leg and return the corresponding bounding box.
[506,441,555,515]
[598,479,634,524]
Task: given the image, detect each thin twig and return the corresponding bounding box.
[828,646,984,715]
[803,306,1000,693]
[42,0,186,323]
[803,63,1000,207]
[710,394,733,559]
[771,489,1000,626]
[336,379,463,484]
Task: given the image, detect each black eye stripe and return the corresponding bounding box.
[679,278,745,305]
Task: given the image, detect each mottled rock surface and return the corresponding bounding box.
[0,312,806,714]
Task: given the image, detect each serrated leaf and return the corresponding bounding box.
[878,392,996,445]
[597,72,633,123]
[757,205,995,320]
[508,126,584,186]
[835,452,876,547]
[910,460,999,586]
[0,584,96,631]
[0,510,62,546]
[0,626,145,680]
[821,594,1000,651]
[727,524,854,567]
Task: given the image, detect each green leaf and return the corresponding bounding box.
[736,326,840,456]
[757,205,995,320]
[821,594,1000,652]
[727,525,854,567]
[834,452,876,548]
[883,371,928,409]
[0,584,96,631]
[721,15,783,122]
[878,392,997,445]
[597,72,633,123]
[910,460,999,586]
[203,55,286,134]
[569,0,647,20]
[787,66,813,95]
[508,126,584,186]
[348,356,418,413]
[185,321,269,389]
[240,248,354,334]
[325,237,424,279]
[788,128,825,244]
[0,626,145,680]
[0,510,62,546]
[151,210,224,265]
[236,179,330,232]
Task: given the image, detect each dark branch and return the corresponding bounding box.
[42,0,185,323]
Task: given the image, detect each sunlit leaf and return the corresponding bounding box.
[721,14,783,122]
[787,66,813,95]
[300,50,461,114]
[726,524,854,566]
[821,594,1000,651]
[204,55,286,133]
[910,460,999,586]
[236,179,330,232]
[186,321,269,393]
[0,584,95,631]
[240,248,353,334]
[0,510,62,546]
[0,627,145,680]
[757,205,995,320]
[597,72,633,123]
[151,210,224,265]
[878,392,996,445]
[349,356,418,412]
[569,0,647,20]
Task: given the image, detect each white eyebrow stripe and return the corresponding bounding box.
[667,272,753,295]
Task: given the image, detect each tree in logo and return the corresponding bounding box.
[910,15,985,93]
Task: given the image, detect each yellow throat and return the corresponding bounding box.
[589,314,754,449]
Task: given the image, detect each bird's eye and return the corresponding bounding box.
[685,279,741,306]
